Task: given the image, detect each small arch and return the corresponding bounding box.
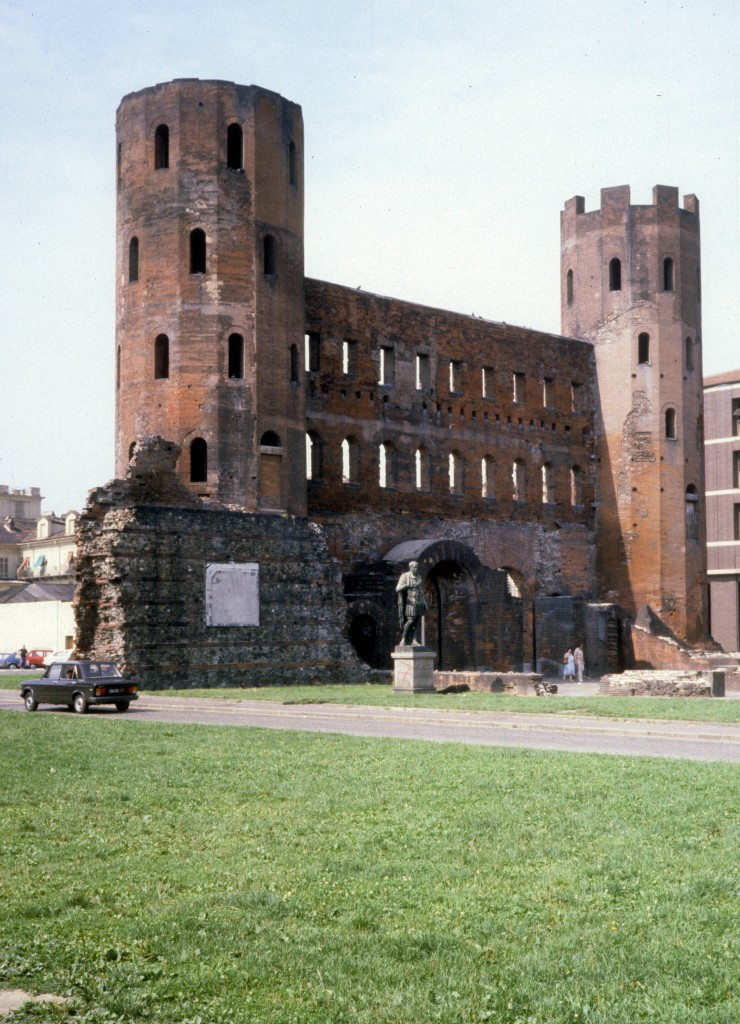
[290,343,299,384]
[342,437,359,484]
[260,431,281,447]
[263,234,276,275]
[228,333,244,379]
[306,431,321,480]
[128,441,136,462]
[665,407,677,439]
[448,451,463,495]
[481,455,494,499]
[663,257,674,292]
[542,462,555,503]
[289,140,297,185]
[685,336,694,372]
[226,123,243,170]
[638,332,650,365]
[379,442,396,489]
[415,447,431,491]
[512,458,526,501]
[128,237,139,283]
[566,269,573,305]
[570,465,583,506]
[609,257,621,291]
[154,334,169,380]
[154,124,169,169]
[190,229,206,274]
[190,438,207,483]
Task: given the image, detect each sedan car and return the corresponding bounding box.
[0,652,21,669]
[27,648,53,668]
[21,661,139,714]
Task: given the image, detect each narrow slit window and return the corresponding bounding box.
[663,257,674,292]
[543,377,554,408]
[449,452,462,494]
[638,333,650,365]
[228,333,244,379]
[415,447,430,491]
[154,334,169,379]
[154,125,169,170]
[513,372,525,404]
[128,237,139,283]
[609,258,621,291]
[227,124,243,169]
[263,235,276,275]
[305,332,320,373]
[512,459,526,501]
[416,353,430,390]
[566,269,574,305]
[306,432,321,480]
[190,229,206,274]
[686,485,699,542]
[482,456,494,499]
[343,339,357,376]
[379,347,395,386]
[542,463,555,503]
[482,366,494,398]
[449,360,463,393]
[570,466,583,506]
[190,438,207,483]
[665,407,676,439]
[342,437,358,484]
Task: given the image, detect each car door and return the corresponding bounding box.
[36,663,63,703]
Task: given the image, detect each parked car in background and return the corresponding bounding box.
[0,652,21,669]
[21,661,139,714]
[27,649,53,668]
[48,649,74,663]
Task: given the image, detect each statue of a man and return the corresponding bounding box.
[396,560,428,646]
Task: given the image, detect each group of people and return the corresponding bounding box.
[562,645,585,682]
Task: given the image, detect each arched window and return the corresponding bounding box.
[542,463,555,503]
[663,257,674,292]
[154,124,169,170]
[448,451,463,494]
[260,431,281,447]
[570,466,583,506]
[154,334,169,379]
[638,332,650,365]
[665,407,676,439]
[263,234,276,275]
[566,269,573,305]
[342,437,359,484]
[190,438,207,483]
[685,336,693,372]
[290,344,299,384]
[481,455,494,499]
[379,443,396,489]
[685,485,699,541]
[415,447,430,491]
[228,333,244,379]
[609,258,621,292]
[128,237,139,283]
[226,124,243,170]
[289,141,297,185]
[128,441,136,462]
[190,229,206,274]
[306,431,321,480]
[512,459,526,501]
[116,346,121,390]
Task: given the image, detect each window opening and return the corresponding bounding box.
[305,332,320,373]
[449,360,463,393]
[154,124,169,169]
[226,124,243,170]
[733,399,740,437]
[542,463,555,503]
[306,432,321,480]
[190,438,207,483]
[665,407,676,439]
[263,234,276,275]
[154,334,169,379]
[228,333,244,379]
[609,257,621,291]
[415,447,430,490]
[343,339,357,376]
[513,372,525,404]
[190,229,206,274]
[260,431,281,447]
[482,366,494,398]
[449,452,462,494]
[663,257,674,292]
[543,377,554,408]
[116,346,121,390]
[128,237,139,283]
[482,455,494,499]
[566,269,574,305]
[638,332,650,365]
[571,381,583,413]
[379,346,395,386]
[512,459,525,501]
[735,504,740,542]
[342,437,358,484]
[416,353,430,390]
[685,485,699,542]
[733,451,740,489]
[570,465,583,506]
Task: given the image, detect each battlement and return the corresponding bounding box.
[563,185,699,220]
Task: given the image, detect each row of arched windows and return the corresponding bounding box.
[306,434,586,505]
[151,123,297,183]
[116,334,245,386]
[565,257,687,304]
[127,231,278,281]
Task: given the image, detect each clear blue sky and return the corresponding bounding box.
[1,0,738,513]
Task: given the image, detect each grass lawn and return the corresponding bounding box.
[1,713,737,1023]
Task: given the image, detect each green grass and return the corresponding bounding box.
[157,683,740,724]
[0,714,738,1023]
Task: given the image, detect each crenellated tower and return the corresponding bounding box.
[115,79,306,513]
[561,185,707,642]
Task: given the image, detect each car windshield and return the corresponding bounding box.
[83,662,122,678]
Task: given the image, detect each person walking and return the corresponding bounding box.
[562,648,575,681]
[574,644,585,683]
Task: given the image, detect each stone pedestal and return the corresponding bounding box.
[391,645,436,693]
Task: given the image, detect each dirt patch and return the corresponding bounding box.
[0,990,68,1017]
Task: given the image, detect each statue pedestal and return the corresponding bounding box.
[391,645,436,693]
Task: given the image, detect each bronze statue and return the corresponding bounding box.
[396,560,428,646]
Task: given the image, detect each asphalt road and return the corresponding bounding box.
[2,689,740,762]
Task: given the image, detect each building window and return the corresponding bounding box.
[190,229,206,274]
[190,438,207,483]
[343,339,358,376]
[663,257,674,292]
[638,333,650,365]
[305,332,320,373]
[449,451,462,494]
[289,141,297,185]
[566,269,574,305]
[512,459,526,501]
[570,465,583,506]
[665,407,676,439]
[379,443,395,489]
[415,447,430,491]
[290,344,299,384]
[609,258,621,291]
[543,377,554,408]
[261,431,281,447]
[416,353,430,391]
[571,381,583,414]
[226,124,243,170]
[154,334,169,379]
[128,237,139,283]
[342,437,358,484]
[228,333,244,379]
[542,463,555,503]
[449,360,463,393]
[306,432,321,480]
[263,234,276,275]
[513,372,525,404]
[733,399,740,437]
[733,451,740,489]
[686,485,699,542]
[154,124,169,169]
[482,366,494,398]
[379,346,395,386]
[734,505,740,541]
[481,455,494,499]
[685,337,693,372]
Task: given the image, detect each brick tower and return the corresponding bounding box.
[115,79,306,514]
[561,185,707,642]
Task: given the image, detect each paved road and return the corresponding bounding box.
[2,690,739,762]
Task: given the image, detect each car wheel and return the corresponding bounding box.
[73,693,88,715]
[114,701,130,712]
[24,691,38,712]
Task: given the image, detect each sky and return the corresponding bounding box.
[1,0,739,514]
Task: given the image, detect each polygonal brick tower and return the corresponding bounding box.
[115,79,306,514]
[561,185,708,642]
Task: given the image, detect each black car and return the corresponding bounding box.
[21,661,139,714]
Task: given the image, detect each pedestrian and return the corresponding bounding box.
[562,648,575,681]
[18,644,28,669]
[574,644,585,683]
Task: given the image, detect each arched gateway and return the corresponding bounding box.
[345,539,523,672]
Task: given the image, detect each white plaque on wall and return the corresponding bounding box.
[205,563,260,626]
